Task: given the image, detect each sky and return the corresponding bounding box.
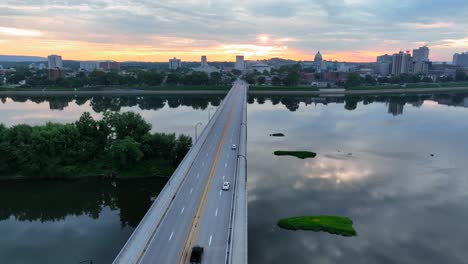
[1,0,468,62]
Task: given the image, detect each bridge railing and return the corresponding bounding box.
[226,84,248,264]
[113,89,234,264]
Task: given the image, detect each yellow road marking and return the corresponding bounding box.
[177,88,240,264]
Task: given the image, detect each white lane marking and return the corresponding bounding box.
[219,190,222,196]
[209,235,213,246]
[227,153,230,158]
[197,173,199,178]
[223,175,225,180]
[202,162,204,167]
[169,231,174,241]
[215,208,218,217]
[206,153,208,157]
[181,207,185,214]
[190,188,193,194]
[225,163,227,168]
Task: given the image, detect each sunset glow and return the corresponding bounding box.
[0,1,467,62]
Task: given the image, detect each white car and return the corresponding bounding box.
[222,181,230,190]
[231,144,237,150]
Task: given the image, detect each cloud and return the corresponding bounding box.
[1,0,468,61]
[400,22,455,29]
[0,26,42,37]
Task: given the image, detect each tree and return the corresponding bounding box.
[171,134,192,164]
[455,68,467,82]
[108,137,143,169]
[102,112,152,142]
[210,72,222,85]
[345,73,362,88]
[272,76,282,86]
[257,76,266,85]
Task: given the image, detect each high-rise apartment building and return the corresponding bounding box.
[169,57,182,70]
[377,54,393,63]
[80,61,100,72]
[453,52,468,68]
[413,46,430,62]
[234,56,245,71]
[48,55,63,69]
[392,51,412,75]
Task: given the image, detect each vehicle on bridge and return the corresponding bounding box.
[231,144,237,150]
[190,246,204,263]
[222,181,230,190]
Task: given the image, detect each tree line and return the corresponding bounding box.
[5,68,235,88]
[0,112,192,179]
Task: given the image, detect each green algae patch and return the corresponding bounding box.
[270,133,286,137]
[274,151,316,159]
[278,215,357,237]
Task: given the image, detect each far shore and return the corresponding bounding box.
[1,86,468,96]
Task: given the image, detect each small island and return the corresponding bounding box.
[278,215,357,237]
[270,133,285,137]
[0,111,192,180]
[274,151,316,159]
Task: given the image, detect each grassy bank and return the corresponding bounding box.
[0,85,230,92]
[278,215,357,237]
[274,151,316,159]
[344,82,468,90]
[251,85,319,91]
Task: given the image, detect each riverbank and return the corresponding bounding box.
[1,85,468,95]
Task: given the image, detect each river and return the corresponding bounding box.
[1,92,468,263]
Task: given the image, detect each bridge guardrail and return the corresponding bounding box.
[226,84,248,264]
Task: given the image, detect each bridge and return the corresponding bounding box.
[113,81,248,264]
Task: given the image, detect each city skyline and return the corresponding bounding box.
[1,1,468,62]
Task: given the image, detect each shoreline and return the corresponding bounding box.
[0,86,468,95]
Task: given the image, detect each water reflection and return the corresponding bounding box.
[0,94,224,112]
[0,178,166,263]
[248,94,468,263]
[248,93,468,114]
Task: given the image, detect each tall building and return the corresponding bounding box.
[392,51,412,75]
[169,57,181,70]
[80,61,100,72]
[377,54,393,63]
[201,56,208,67]
[192,56,219,73]
[413,46,430,62]
[47,55,63,69]
[99,61,120,71]
[453,52,468,68]
[314,51,325,72]
[234,55,245,71]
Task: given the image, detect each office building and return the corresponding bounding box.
[80,61,100,72]
[453,52,468,68]
[169,57,182,70]
[413,46,429,62]
[234,56,245,71]
[377,54,393,63]
[99,61,120,71]
[48,55,63,69]
[413,61,430,74]
[392,51,412,75]
[192,56,219,73]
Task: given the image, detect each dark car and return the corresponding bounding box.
[190,246,204,263]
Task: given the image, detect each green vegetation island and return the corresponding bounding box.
[278,215,357,237]
[274,151,316,159]
[0,112,192,180]
[270,133,285,137]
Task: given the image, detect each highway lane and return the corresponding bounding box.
[137,81,246,264]
[187,82,245,264]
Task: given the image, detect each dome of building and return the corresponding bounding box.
[314,51,323,62]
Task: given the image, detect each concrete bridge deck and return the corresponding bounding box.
[113,81,248,264]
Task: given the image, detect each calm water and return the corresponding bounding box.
[1,93,468,263]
